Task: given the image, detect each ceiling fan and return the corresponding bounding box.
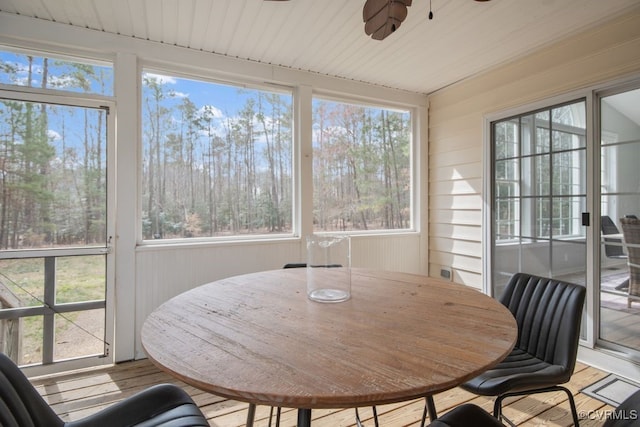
[265,0,491,41]
[363,0,492,40]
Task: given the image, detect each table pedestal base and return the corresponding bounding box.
[297,408,312,427]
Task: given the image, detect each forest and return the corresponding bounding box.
[141,73,412,239]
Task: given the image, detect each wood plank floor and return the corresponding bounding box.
[30,359,616,426]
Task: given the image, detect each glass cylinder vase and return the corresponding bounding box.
[306,234,351,303]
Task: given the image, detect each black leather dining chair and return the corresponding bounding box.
[427,403,504,427]
[460,273,586,426]
[0,352,208,427]
[602,215,630,291]
[620,217,640,308]
[429,388,640,427]
[602,215,628,260]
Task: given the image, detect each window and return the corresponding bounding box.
[141,71,293,240]
[312,98,412,232]
[0,47,113,96]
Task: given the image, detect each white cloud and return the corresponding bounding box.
[47,129,62,141]
[199,105,224,119]
[143,73,177,85]
[48,75,77,89]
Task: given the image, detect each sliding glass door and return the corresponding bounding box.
[489,82,640,362]
[598,85,640,355]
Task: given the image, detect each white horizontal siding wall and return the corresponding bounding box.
[134,234,422,358]
[428,8,640,290]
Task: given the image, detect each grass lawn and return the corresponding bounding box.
[0,255,106,365]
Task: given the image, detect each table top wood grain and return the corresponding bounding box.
[141,268,517,409]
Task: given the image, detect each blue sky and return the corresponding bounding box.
[0,51,270,115]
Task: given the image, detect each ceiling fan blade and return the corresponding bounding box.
[364,3,408,35]
[363,0,389,21]
[370,19,403,40]
[363,0,411,40]
[363,0,412,21]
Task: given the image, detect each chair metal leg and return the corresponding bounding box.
[372,406,379,427]
[494,385,580,427]
[355,407,379,427]
[562,386,581,426]
[493,395,503,420]
[420,395,438,427]
[355,408,364,427]
[493,397,517,427]
[268,406,282,427]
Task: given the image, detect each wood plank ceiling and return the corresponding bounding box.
[0,0,638,94]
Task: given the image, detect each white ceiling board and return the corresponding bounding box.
[0,0,638,95]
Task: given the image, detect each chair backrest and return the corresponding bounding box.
[0,353,63,427]
[499,273,585,379]
[602,215,626,258]
[602,215,621,235]
[620,217,640,294]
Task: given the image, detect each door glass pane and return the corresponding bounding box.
[552,241,586,278]
[521,155,550,197]
[495,198,519,240]
[0,100,107,250]
[602,144,640,194]
[534,198,551,239]
[552,196,586,238]
[55,255,105,303]
[599,88,640,352]
[0,258,44,307]
[520,238,550,276]
[54,309,105,361]
[522,112,550,155]
[494,118,519,160]
[553,151,586,196]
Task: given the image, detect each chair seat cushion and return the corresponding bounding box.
[461,348,568,396]
[428,404,504,427]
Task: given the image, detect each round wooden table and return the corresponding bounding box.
[141,268,517,426]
